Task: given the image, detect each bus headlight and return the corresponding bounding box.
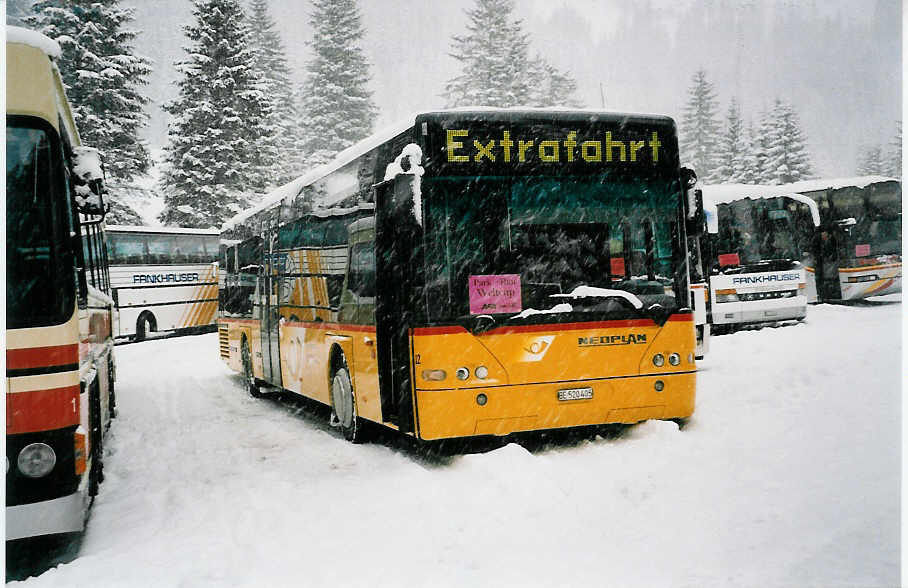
[475,366,489,379]
[17,443,56,478]
[653,354,665,367]
[421,369,447,381]
[715,288,738,303]
[455,367,470,381]
[669,353,681,366]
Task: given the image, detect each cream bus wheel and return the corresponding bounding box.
[331,367,363,443]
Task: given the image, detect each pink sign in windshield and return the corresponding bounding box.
[855,244,871,257]
[468,274,522,315]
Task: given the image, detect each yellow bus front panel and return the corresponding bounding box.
[412,315,696,440]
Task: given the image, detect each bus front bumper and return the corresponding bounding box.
[414,371,695,441]
[711,296,807,326]
[6,489,88,541]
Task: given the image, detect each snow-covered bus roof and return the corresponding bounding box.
[221,116,418,233]
[7,25,61,58]
[701,184,821,227]
[777,175,899,194]
[106,225,220,236]
[221,107,680,234]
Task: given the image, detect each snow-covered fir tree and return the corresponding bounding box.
[763,98,812,184]
[680,69,720,181]
[528,55,583,108]
[28,0,152,223]
[857,145,887,175]
[735,121,760,184]
[158,0,274,228]
[750,110,776,184]
[298,0,376,167]
[446,0,580,109]
[247,0,305,185]
[713,98,745,182]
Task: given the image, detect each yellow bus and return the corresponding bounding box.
[6,27,116,539]
[219,111,703,442]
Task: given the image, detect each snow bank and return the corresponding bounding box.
[553,285,644,309]
[511,302,573,319]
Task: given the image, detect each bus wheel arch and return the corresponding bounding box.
[329,347,363,443]
[241,335,263,398]
[135,311,156,341]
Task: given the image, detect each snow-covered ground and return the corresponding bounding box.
[10,299,901,587]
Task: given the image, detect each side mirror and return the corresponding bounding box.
[73,146,109,216]
[680,167,703,232]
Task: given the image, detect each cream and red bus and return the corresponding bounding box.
[219,110,703,442]
[779,177,901,301]
[701,185,820,331]
[6,27,116,540]
[106,225,219,340]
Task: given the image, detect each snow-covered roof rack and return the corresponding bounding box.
[6,25,61,58]
[702,184,821,227]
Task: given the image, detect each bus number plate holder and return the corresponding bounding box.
[558,387,593,401]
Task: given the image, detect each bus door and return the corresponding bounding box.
[373,176,421,433]
[260,220,283,386]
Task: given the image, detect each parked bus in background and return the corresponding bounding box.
[106,225,220,340]
[6,27,116,540]
[701,185,820,332]
[778,176,901,301]
[219,110,704,443]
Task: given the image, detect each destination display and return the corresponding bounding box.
[422,113,680,177]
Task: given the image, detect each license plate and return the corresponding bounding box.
[558,387,593,401]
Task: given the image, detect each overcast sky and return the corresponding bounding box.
[119,0,902,177]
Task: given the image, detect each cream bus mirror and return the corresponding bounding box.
[73,146,109,216]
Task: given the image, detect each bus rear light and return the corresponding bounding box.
[74,429,87,476]
[421,369,447,381]
[18,443,56,478]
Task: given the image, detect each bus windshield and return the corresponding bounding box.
[6,122,75,328]
[423,175,681,323]
[716,205,800,269]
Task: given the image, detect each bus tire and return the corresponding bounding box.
[242,339,263,398]
[135,313,154,341]
[88,382,104,497]
[331,365,364,443]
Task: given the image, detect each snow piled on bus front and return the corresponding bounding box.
[6,25,62,58]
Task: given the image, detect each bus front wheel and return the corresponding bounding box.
[135,313,154,341]
[331,366,364,443]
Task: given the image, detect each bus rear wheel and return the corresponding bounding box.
[331,367,364,443]
[241,340,263,398]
